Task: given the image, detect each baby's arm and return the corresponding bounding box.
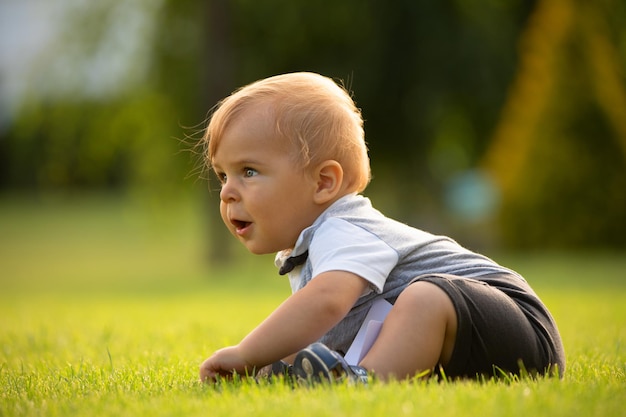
[199,270,368,381]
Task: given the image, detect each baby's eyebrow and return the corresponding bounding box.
[234,158,267,167]
[211,155,267,171]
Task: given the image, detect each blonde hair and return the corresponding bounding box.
[204,72,371,193]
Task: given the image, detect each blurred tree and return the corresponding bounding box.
[200,0,238,263]
[1,0,624,250]
[0,0,191,195]
[481,0,626,247]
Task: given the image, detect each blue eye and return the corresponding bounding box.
[244,168,258,178]
[216,172,227,184]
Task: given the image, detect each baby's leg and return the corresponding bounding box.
[359,281,457,380]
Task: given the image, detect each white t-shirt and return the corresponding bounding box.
[308,217,399,296]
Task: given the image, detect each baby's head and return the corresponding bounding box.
[204,72,371,193]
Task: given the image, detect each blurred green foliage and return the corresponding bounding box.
[0,0,624,249]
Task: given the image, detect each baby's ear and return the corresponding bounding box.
[313,160,343,204]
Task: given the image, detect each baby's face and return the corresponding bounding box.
[211,106,323,254]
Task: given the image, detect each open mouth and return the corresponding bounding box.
[231,219,252,234]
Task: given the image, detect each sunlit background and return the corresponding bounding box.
[1,0,625,290]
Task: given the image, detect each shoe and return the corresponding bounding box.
[255,360,294,382]
[293,343,369,385]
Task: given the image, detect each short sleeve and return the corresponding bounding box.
[309,217,399,293]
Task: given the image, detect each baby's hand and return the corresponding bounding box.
[199,346,252,383]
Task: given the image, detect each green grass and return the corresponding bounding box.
[1,194,625,416]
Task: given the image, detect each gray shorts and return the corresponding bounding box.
[412,273,565,379]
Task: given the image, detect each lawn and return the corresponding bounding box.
[1,194,624,417]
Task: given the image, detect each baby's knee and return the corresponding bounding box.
[381,281,458,368]
[397,282,457,335]
[398,281,454,311]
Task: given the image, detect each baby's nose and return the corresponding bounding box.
[219,180,239,202]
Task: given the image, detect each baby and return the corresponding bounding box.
[199,72,565,383]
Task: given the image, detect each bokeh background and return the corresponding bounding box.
[1,0,625,275]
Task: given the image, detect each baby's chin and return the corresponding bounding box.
[243,242,293,256]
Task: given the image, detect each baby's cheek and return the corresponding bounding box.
[219,204,228,225]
